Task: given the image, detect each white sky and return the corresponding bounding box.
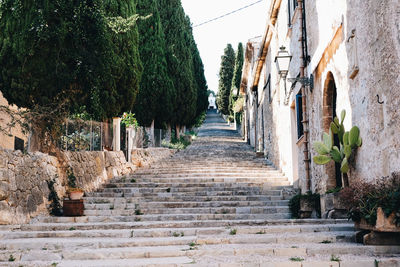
[181,0,268,93]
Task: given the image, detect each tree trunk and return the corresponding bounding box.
[175,125,180,139]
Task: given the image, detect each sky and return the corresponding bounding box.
[181,0,268,93]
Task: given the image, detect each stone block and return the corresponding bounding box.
[302,261,339,267]
[339,260,376,267]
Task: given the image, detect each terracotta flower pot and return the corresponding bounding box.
[69,190,84,200]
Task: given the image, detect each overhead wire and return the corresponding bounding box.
[192,0,264,28]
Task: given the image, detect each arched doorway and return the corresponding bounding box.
[322,72,342,189]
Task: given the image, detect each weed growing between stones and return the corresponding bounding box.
[69,227,76,231]
[256,230,266,234]
[229,229,237,235]
[290,257,304,262]
[320,240,332,244]
[47,178,63,216]
[330,255,341,262]
[130,179,136,183]
[135,209,143,215]
[8,255,15,262]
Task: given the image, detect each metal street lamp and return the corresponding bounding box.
[274,46,313,92]
[274,46,292,79]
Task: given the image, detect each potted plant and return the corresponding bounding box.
[340,172,400,245]
[66,168,84,200]
[320,187,348,219]
[289,191,321,219]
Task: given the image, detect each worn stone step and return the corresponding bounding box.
[103,182,290,190]
[133,178,290,184]
[86,190,284,198]
[84,195,287,203]
[0,231,355,252]
[128,172,285,179]
[22,219,351,232]
[84,200,290,209]
[36,213,291,223]
[82,206,290,216]
[0,224,355,239]
[0,256,193,267]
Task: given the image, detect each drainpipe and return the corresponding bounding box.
[298,0,311,192]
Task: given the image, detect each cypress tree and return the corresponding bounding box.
[229,42,244,115]
[102,0,143,119]
[157,0,196,130]
[0,0,112,117]
[186,16,209,125]
[217,44,235,115]
[134,0,174,128]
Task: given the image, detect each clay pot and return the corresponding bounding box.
[69,190,84,200]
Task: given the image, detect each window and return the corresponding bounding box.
[14,136,24,151]
[295,92,304,139]
[288,0,298,26]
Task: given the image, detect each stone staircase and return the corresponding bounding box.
[0,111,399,266]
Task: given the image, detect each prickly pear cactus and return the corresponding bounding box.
[312,109,362,175]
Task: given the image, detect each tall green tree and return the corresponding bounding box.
[158,0,197,130]
[229,42,244,115]
[217,44,235,115]
[185,15,208,126]
[0,0,112,116]
[102,0,143,119]
[134,0,174,128]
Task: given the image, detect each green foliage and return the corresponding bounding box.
[0,0,113,118]
[105,14,151,34]
[289,257,304,262]
[340,172,400,226]
[330,255,341,262]
[8,255,15,262]
[312,110,362,175]
[134,0,174,127]
[325,187,342,194]
[158,0,197,127]
[229,229,237,235]
[121,112,139,128]
[217,44,235,115]
[162,135,191,150]
[67,168,77,189]
[229,42,244,115]
[46,179,62,216]
[103,0,143,119]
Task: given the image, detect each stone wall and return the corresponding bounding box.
[0,149,62,225]
[0,147,175,225]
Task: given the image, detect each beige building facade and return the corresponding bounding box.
[0,92,28,151]
[242,0,400,194]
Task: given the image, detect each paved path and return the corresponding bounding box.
[0,111,399,266]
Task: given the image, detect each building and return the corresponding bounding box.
[208,93,216,109]
[0,92,28,150]
[241,0,400,199]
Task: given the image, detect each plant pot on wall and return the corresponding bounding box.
[320,192,347,219]
[68,189,84,200]
[355,207,400,245]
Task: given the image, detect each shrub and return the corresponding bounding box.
[340,172,400,226]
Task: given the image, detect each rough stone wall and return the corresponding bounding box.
[0,149,63,225]
[64,151,135,193]
[0,147,175,224]
[131,148,175,168]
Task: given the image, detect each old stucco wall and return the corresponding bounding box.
[305,0,400,193]
[0,148,175,224]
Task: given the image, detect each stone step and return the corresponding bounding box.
[36,213,292,223]
[104,182,290,189]
[84,195,288,202]
[133,178,289,184]
[84,200,290,209]
[86,191,285,198]
[131,168,278,175]
[0,231,355,251]
[128,172,285,179]
[96,187,285,195]
[82,206,290,216]
[0,256,193,267]
[22,219,351,232]
[1,224,354,239]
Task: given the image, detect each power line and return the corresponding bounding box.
[193,0,263,28]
